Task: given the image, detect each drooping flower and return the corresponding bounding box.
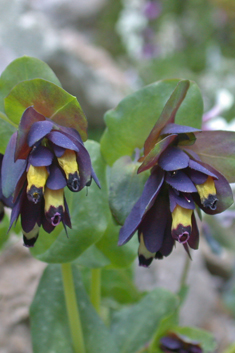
[160,332,202,353]
[1,106,100,247]
[119,81,234,267]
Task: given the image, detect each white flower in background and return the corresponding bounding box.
[203,88,235,130]
[116,0,147,59]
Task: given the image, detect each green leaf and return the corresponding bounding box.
[30,264,119,353]
[0,113,16,154]
[111,288,179,353]
[74,244,110,268]
[5,78,87,140]
[30,140,110,263]
[101,79,203,166]
[172,327,217,353]
[149,310,179,353]
[144,80,190,156]
[186,131,235,183]
[0,56,61,112]
[96,218,138,268]
[101,268,142,305]
[109,156,149,225]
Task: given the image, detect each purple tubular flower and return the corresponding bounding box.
[119,83,233,267]
[160,332,202,353]
[1,106,99,247]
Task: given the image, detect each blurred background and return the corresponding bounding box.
[1,0,235,352]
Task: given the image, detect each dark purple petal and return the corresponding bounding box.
[50,142,65,157]
[15,107,46,160]
[47,131,79,152]
[193,163,233,214]
[138,134,177,173]
[169,188,195,212]
[160,336,182,350]
[161,123,200,135]
[46,164,67,190]
[166,170,197,193]
[188,169,208,185]
[159,217,175,257]
[158,146,189,171]
[1,194,14,209]
[56,125,84,145]
[8,185,26,230]
[183,148,201,161]
[64,196,72,228]
[91,167,101,189]
[188,160,217,178]
[13,171,27,202]
[42,217,55,233]
[21,196,42,233]
[140,192,168,252]
[2,132,27,198]
[27,120,54,147]
[76,143,93,190]
[183,242,192,259]
[188,213,199,250]
[118,198,142,245]
[119,167,164,246]
[29,145,54,167]
[140,166,165,214]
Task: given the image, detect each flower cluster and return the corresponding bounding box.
[119,117,233,266]
[160,332,202,353]
[1,107,99,247]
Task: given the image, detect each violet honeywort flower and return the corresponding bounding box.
[119,84,233,267]
[1,106,100,247]
[160,332,202,353]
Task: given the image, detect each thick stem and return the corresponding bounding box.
[90,268,101,314]
[61,263,86,353]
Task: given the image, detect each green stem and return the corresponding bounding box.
[61,263,86,353]
[90,268,101,314]
[178,253,191,293]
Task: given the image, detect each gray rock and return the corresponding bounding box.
[0,239,46,353]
